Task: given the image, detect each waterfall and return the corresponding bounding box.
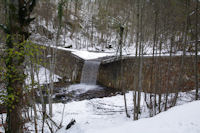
[80,60,101,85]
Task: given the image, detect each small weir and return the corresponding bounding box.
[51,60,118,103]
[80,60,101,85]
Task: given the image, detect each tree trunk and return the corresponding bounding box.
[133,0,140,120]
[165,31,174,111]
[3,1,36,132]
[195,0,199,100]
[172,0,189,106]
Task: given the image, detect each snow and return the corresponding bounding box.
[88,101,200,133]
[48,46,115,60]
[72,50,114,60]
[1,90,200,133]
[56,97,200,133]
[22,90,198,133]
[47,92,134,133]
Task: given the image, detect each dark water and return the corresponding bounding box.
[53,84,120,103]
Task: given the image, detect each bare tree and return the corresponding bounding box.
[195,0,199,100]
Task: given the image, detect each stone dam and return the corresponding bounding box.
[39,45,200,94]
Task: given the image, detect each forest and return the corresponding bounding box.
[0,0,199,133]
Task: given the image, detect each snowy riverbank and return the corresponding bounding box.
[20,90,199,133]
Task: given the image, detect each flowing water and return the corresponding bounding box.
[80,60,101,85]
[52,60,105,103]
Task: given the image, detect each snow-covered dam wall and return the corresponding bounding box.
[39,45,199,93]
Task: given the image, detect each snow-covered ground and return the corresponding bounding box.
[0,89,199,133]
[57,100,200,133]
[11,90,196,133]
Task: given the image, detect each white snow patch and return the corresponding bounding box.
[72,51,114,60]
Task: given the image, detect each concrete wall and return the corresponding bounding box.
[40,46,84,83]
[98,56,200,93]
